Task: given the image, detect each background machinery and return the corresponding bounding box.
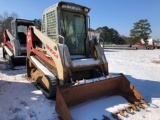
[2,19,34,67]
[26,2,148,119]
[135,38,156,50]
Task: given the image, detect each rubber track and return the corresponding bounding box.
[3,46,26,68]
[29,56,58,98]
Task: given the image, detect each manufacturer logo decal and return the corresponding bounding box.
[46,44,58,58]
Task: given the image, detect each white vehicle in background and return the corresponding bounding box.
[88,30,100,42]
[135,38,156,49]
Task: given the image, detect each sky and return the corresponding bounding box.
[0,0,160,38]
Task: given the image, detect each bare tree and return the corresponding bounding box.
[34,19,42,30]
[0,11,18,43]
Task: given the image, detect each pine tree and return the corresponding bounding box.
[130,19,152,44]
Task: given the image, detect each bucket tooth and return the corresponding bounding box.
[108,74,112,78]
[111,112,119,120]
[138,103,145,109]
[125,107,133,114]
[102,115,110,120]
[118,109,126,117]
[76,80,79,85]
[130,104,138,111]
[141,99,149,106]
[135,102,144,109]
[135,102,139,106]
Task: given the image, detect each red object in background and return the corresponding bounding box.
[135,41,143,46]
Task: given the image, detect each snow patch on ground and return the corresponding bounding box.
[0,48,160,120]
[0,48,59,120]
[70,96,129,120]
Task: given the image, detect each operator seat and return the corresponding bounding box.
[18,32,26,44]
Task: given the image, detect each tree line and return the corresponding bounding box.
[92,19,152,45]
[0,11,152,45]
[0,11,41,43]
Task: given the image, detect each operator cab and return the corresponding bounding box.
[11,19,34,55]
[42,1,90,59]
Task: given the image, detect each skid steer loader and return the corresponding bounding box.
[26,1,148,119]
[2,19,34,68]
